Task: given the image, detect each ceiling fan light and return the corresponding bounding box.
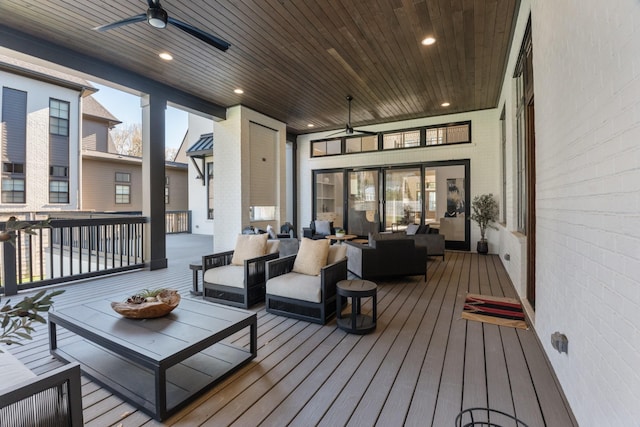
[147,8,168,28]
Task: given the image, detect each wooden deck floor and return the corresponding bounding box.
[6,234,577,427]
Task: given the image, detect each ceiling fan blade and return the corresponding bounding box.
[94,14,147,32]
[167,17,230,51]
[352,129,378,136]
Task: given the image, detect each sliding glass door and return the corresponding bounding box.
[312,160,470,250]
[384,168,422,231]
[347,170,380,236]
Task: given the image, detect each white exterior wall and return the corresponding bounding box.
[297,109,501,248]
[527,1,640,425]
[185,114,214,235]
[0,71,81,213]
[214,106,287,252]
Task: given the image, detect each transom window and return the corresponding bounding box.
[311,121,471,157]
[115,172,131,183]
[49,99,69,136]
[50,165,68,177]
[3,162,24,174]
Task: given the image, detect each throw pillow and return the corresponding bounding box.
[327,244,347,264]
[266,239,280,254]
[314,220,331,236]
[266,224,277,239]
[293,238,330,276]
[231,233,269,265]
[405,223,420,235]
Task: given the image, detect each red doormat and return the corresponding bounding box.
[461,293,528,329]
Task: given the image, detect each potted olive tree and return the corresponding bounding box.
[469,193,499,254]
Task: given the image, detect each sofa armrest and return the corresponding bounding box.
[0,362,83,425]
[320,257,347,301]
[245,252,279,286]
[202,250,234,272]
[266,254,297,280]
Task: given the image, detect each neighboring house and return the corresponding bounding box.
[0,54,188,216]
[179,114,213,235]
[0,53,93,213]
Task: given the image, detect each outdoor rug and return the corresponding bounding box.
[461,293,528,329]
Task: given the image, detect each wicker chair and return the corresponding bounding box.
[202,250,279,308]
[265,254,347,324]
[0,352,83,426]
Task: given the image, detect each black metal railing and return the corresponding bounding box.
[1,216,147,296]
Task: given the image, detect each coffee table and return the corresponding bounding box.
[48,297,257,421]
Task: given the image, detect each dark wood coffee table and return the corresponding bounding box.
[48,296,257,421]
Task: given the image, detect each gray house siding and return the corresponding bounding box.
[82,118,110,152]
[1,87,27,164]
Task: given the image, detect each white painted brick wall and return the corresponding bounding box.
[530,0,640,425]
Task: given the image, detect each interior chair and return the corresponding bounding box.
[203,233,279,308]
[265,238,347,324]
[302,220,335,240]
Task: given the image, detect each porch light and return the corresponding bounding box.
[441,102,450,107]
[307,124,315,128]
[159,52,173,60]
[234,88,244,94]
[421,37,436,45]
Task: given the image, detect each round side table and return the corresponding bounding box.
[336,279,377,334]
[189,261,203,296]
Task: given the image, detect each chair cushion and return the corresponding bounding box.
[314,220,331,236]
[327,244,347,264]
[0,348,36,389]
[203,264,245,288]
[405,223,419,235]
[266,272,322,303]
[231,233,268,265]
[266,240,280,254]
[293,238,330,276]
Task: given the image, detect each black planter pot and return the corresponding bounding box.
[477,240,488,254]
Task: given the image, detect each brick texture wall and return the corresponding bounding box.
[531,1,640,425]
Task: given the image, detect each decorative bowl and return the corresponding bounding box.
[111,289,180,319]
[335,232,345,238]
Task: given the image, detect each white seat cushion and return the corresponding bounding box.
[266,272,322,303]
[0,348,36,390]
[203,265,245,288]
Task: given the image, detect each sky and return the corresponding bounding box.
[90,83,188,151]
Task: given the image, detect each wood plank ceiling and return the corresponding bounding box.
[0,0,519,135]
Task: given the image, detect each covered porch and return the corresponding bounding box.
[7,233,575,426]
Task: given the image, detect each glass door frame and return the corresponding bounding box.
[311,159,470,251]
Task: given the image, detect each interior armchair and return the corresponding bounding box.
[265,238,347,324]
[202,233,279,308]
[302,220,335,240]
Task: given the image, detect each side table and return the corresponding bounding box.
[336,279,377,334]
[189,261,203,296]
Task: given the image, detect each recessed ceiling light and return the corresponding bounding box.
[421,37,436,46]
[234,88,244,94]
[307,124,315,128]
[159,52,173,60]
[441,102,450,107]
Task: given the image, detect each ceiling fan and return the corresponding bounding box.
[327,95,377,137]
[93,0,230,52]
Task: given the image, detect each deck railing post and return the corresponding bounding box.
[2,235,18,296]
